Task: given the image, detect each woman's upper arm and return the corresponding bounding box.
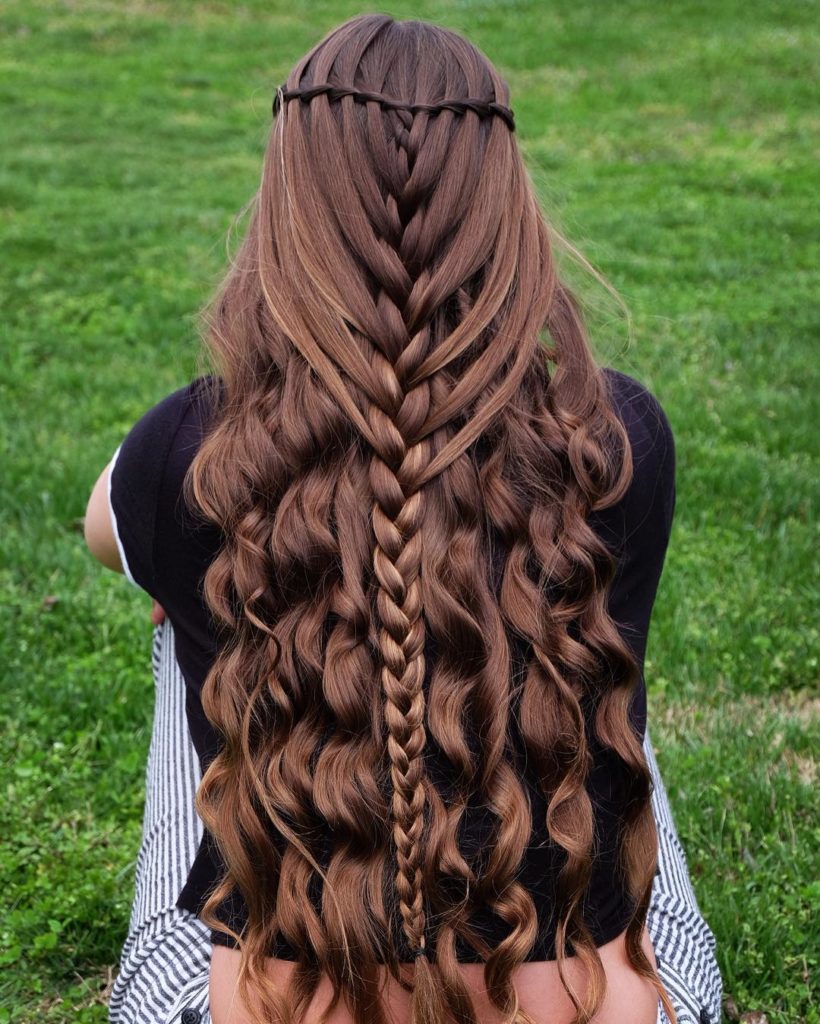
[84,458,124,574]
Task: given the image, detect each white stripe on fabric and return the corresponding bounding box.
[109,623,722,1024]
[107,443,139,588]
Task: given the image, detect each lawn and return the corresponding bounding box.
[0,1,817,1022]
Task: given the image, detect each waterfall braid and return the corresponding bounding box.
[185,13,677,1024]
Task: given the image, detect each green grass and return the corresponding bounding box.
[1,1,817,1021]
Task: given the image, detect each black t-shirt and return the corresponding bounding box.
[109,366,676,962]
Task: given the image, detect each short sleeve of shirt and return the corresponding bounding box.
[108,381,204,598]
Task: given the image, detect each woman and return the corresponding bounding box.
[84,14,722,1024]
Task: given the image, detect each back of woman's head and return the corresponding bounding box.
[186,13,675,1024]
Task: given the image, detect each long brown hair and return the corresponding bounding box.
[185,13,676,1024]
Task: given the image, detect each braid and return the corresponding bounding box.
[362,103,441,1015]
[371,421,430,959]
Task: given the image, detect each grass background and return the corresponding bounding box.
[1,1,817,1021]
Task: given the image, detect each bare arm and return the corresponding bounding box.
[84,460,124,573]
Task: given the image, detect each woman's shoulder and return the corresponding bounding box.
[111,374,219,498]
[114,373,219,454]
[600,365,676,466]
[591,366,678,556]
[156,373,223,433]
[160,374,224,476]
[108,374,222,595]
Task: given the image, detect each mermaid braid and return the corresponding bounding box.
[344,86,535,1022]
[358,104,441,1014]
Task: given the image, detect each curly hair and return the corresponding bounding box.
[184,13,676,1024]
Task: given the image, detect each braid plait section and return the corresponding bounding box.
[365,116,435,959]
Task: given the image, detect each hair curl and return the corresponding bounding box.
[185,13,676,1024]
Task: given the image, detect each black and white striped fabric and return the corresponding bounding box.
[108,621,722,1024]
[108,622,212,1024]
